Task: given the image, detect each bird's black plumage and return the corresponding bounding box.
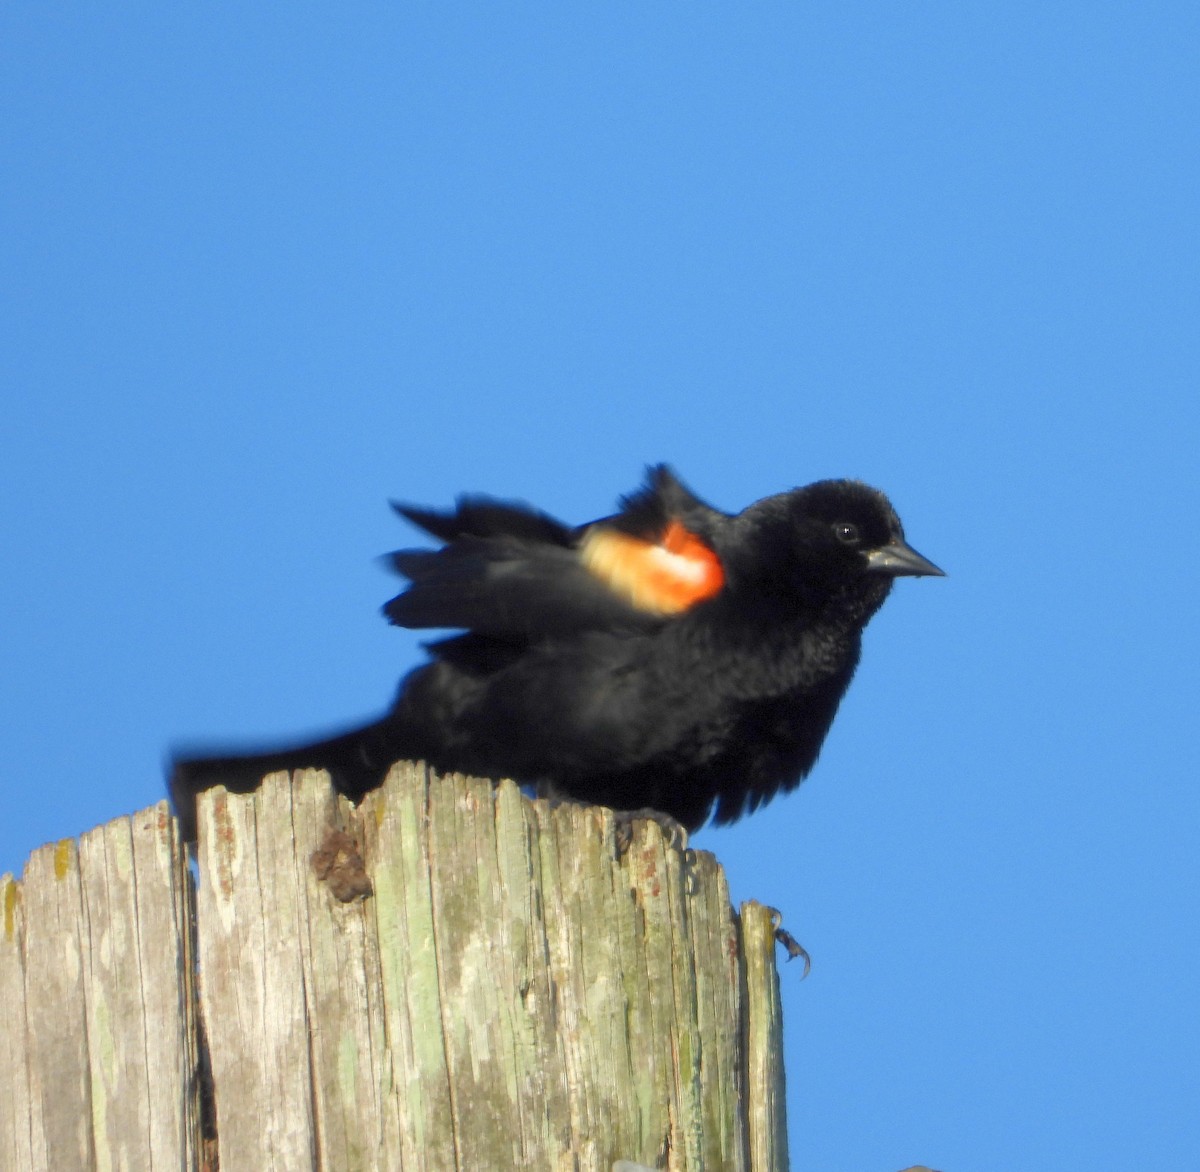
[170,466,942,840]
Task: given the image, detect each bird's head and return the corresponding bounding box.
[736,479,944,611]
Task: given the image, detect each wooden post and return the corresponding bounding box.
[1,763,788,1171]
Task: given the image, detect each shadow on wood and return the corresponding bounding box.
[1,762,788,1171]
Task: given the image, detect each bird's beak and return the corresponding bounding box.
[865,540,945,578]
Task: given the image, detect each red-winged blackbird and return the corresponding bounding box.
[170,466,942,841]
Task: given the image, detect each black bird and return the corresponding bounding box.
[170,466,942,841]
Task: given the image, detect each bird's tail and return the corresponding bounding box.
[169,713,410,842]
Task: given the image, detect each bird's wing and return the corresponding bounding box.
[384,466,728,639]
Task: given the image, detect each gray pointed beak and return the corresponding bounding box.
[865,540,945,578]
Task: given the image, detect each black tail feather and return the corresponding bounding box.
[169,715,409,842]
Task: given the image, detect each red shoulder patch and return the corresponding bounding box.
[579,519,725,614]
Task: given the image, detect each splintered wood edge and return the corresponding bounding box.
[740,900,789,1172]
[1,804,197,1172]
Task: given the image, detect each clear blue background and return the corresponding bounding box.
[3,7,1196,1170]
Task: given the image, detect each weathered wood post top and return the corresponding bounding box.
[1,763,788,1171]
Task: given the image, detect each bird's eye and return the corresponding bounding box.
[833,522,860,545]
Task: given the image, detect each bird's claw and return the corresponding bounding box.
[769,908,812,977]
[613,807,690,856]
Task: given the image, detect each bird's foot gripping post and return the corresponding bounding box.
[611,805,690,855]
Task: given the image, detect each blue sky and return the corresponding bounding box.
[3,6,1197,1169]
